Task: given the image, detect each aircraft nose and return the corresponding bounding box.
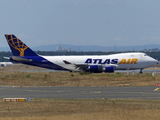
[157,61,160,65]
[148,57,158,66]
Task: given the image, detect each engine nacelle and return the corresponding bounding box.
[87,65,115,73]
[103,66,114,73]
[88,65,103,73]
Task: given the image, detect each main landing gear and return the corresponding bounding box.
[140,69,143,73]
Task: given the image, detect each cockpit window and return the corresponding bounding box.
[144,54,147,56]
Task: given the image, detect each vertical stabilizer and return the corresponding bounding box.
[5,34,37,56]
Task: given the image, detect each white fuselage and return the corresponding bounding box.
[42,52,158,71]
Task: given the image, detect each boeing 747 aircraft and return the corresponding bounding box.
[5,34,158,73]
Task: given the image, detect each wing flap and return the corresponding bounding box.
[63,60,88,69]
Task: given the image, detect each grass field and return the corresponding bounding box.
[0,64,160,120]
[1,99,160,120]
[0,64,159,87]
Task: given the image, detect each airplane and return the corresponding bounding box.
[4,34,158,73]
[0,62,13,67]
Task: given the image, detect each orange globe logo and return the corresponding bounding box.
[5,34,28,56]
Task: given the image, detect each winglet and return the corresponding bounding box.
[5,34,37,56]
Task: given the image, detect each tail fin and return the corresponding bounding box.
[5,34,38,56]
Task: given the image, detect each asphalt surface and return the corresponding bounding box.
[0,86,160,100]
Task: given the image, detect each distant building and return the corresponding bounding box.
[57,45,63,51]
[57,45,69,52]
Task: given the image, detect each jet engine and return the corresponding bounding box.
[87,65,114,73]
[103,66,114,73]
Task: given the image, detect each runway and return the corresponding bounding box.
[0,86,160,100]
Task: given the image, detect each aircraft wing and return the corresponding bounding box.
[63,60,117,72]
[63,60,88,70]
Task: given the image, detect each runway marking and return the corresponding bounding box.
[154,88,160,91]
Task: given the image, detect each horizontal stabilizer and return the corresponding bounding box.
[11,56,32,62]
[3,57,10,59]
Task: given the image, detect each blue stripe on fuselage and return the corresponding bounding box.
[10,56,69,71]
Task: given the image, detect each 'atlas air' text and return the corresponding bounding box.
[85,58,138,64]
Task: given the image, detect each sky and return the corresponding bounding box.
[1,0,160,48]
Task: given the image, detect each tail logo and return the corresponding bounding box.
[5,35,28,56]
